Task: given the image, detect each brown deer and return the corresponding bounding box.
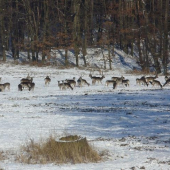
[151,80,162,88]
[111,76,125,82]
[105,80,116,86]
[136,76,148,86]
[0,84,5,92]
[20,82,32,91]
[89,71,105,85]
[65,77,76,87]
[18,84,23,91]
[122,79,130,87]
[3,83,10,91]
[44,76,51,86]
[58,81,66,90]
[145,74,158,84]
[77,76,90,87]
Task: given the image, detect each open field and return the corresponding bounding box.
[0,62,170,169]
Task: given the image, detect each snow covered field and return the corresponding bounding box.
[0,51,170,170]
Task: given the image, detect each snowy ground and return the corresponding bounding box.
[0,50,170,170]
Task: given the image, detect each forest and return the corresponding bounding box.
[0,0,169,74]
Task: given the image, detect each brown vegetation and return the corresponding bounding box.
[17,135,101,164]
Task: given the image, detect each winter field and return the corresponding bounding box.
[0,49,170,170]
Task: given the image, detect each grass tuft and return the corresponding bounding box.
[17,135,101,164]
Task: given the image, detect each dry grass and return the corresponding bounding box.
[17,135,101,164]
[0,151,6,161]
[0,151,6,170]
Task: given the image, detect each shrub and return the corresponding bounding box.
[17,135,101,164]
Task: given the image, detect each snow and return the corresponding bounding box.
[0,49,170,170]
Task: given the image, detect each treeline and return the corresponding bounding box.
[0,0,169,74]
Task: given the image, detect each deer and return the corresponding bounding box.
[105,80,116,86]
[113,81,118,89]
[136,76,148,86]
[19,82,32,91]
[58,81,66,90]
[0,83,10,91]
[20,77,33,84]
[89,71,105,85]
[114,76,125,85]
[165,75,170,81]
[0,84,5,92]
[77,76,90,87]
[29,82,35,91]
[3,83,10,91]
[65,77,76,87]
[145,74,158,84]
[122,79,130,87]
[18,84,23,91]
[151,80,162,88]
[58,81,73,90]
[44,76,51,86]
[163,78,170,87]
[111,76,125,82]
[63,82,73,90]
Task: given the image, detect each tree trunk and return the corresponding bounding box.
[73,0,81,67]
[162,0,169,74]
[108,45,112,70]
[65,49,68,67]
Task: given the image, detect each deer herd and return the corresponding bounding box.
[0,71,170,92]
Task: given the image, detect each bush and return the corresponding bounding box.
[17,135,101,164]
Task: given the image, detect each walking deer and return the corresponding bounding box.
[163,78,170,87]
[151,80,162,88]
[145,74,158,84]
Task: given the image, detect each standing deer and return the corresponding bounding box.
[113,76,125,85]
[77,76,90,87]
[122,79,130,87]
[58,81,66,90]
[20,77,33,83]
[18,84,23,91]
[111,76,125,82]
[58,81,73,90]
[3,83,10,91]
[105,80,116,86]
[0,83,10,91]
[29,82,35,91]
[44,76,51,86]
[0,84,5,92]
[89,71,105,85]
[136,76,148,86]
[65,77,76,87]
